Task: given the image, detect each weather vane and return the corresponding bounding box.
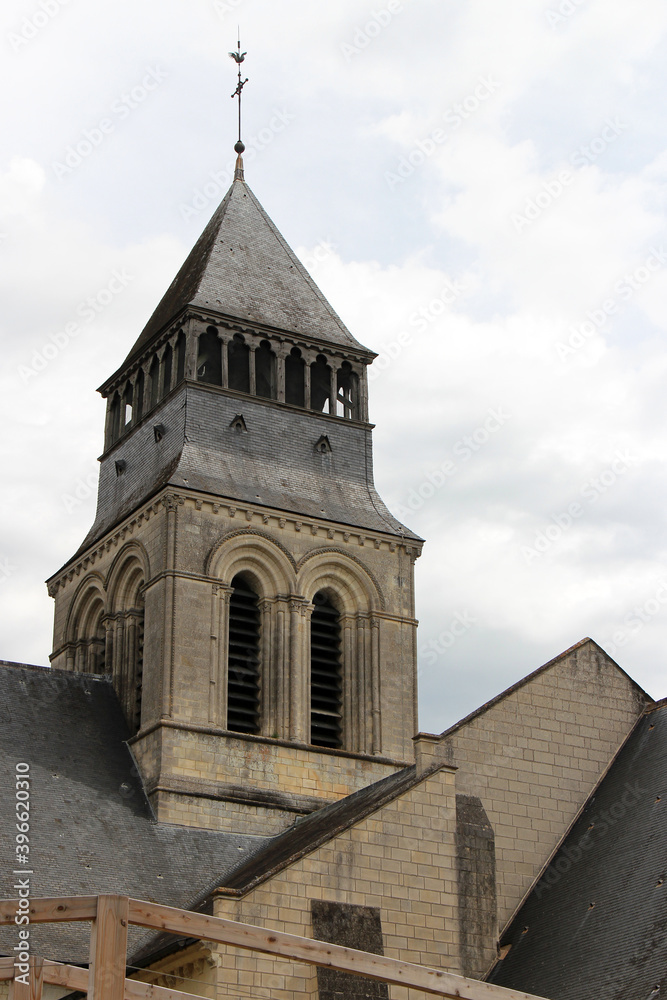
[229,32,248,155]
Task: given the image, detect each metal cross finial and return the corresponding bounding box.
[229,33,248,155]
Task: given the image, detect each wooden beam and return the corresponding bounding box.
[9,957,43,1000]
[43,959,211,1000]
[127,898,550,1000]
[0,956,14,980]
[88,894,129,1000]
[0,896,97,925]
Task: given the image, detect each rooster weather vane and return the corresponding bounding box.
[229,35,248,154]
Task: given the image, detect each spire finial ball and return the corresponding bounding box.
[234,140,246,154]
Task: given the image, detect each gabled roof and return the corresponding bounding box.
[0,663,270,965]
[488,699,667,1000]
[439,637,650,740]
[213,764,421,896]
[119,174,369,373]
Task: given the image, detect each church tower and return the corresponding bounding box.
[47,150,423,835]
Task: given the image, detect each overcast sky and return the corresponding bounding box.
[2,0,667,732]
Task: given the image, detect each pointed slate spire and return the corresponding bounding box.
[122,176,369,369]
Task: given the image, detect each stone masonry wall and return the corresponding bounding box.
[441,640,649,941]
[210,764,460,1000]
[132,724,402,835]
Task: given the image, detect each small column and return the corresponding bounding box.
[103,617,114,675]
[329,364,338,417]
[185,319,199,380]
[274,599,289,737]
[370,616,381,755]
[125,612,139,724]
[218,332,229,388]
[249,344,257,396]
[356,616,369,752]
[259,597,274,735]
[113,617,125,708]
[288,597,310,743]
[209,584,233,726]
[161,493,182,717]
[342,615,356,752]
[304,360,312,410]
[359,367,370,422]
[276,345,287,403]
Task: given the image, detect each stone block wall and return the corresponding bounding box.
[441,640,649,938]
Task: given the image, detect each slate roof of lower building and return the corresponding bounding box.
[487,699,667,1000]
[0,663,270,966]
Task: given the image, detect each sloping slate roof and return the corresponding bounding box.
[121,177,367,371]
[488,700,667,1000]
[130,763,420,966]
[0,664,270,965]
[216,764,419,894]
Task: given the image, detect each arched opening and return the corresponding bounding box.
[197,327,222,385]
[255,340,277,399]
[175,329,186,384]
[149,356,160,409]
[228,334,250,394]
[135,369,145,423]
[123,382,133,428]
[285,347,305,407]
[310,355,331,413]
[109,560,146,736]
[69,585,108,675]
[161,343,173,398]
[109,393,121,444]
[310,591,342,748]
[336,362,360,420]
[227,574,260,734]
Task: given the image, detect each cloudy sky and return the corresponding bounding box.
[2,0,667,732]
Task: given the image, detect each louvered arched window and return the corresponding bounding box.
[227,575,261,734]
[310,592,342,748]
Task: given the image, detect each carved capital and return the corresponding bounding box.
[162,493,184,513]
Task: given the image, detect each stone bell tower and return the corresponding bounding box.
[47,152,423,836]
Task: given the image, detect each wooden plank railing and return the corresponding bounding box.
[0,894,550,1000]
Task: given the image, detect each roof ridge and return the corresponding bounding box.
[194,765,422,901]
[240,183,361,348]
[439,637,651,739]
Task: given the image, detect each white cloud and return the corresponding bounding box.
[2,0,667,733]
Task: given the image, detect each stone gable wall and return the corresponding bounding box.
[441,641,649,937]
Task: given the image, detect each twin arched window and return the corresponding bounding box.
[225,580,343,749]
